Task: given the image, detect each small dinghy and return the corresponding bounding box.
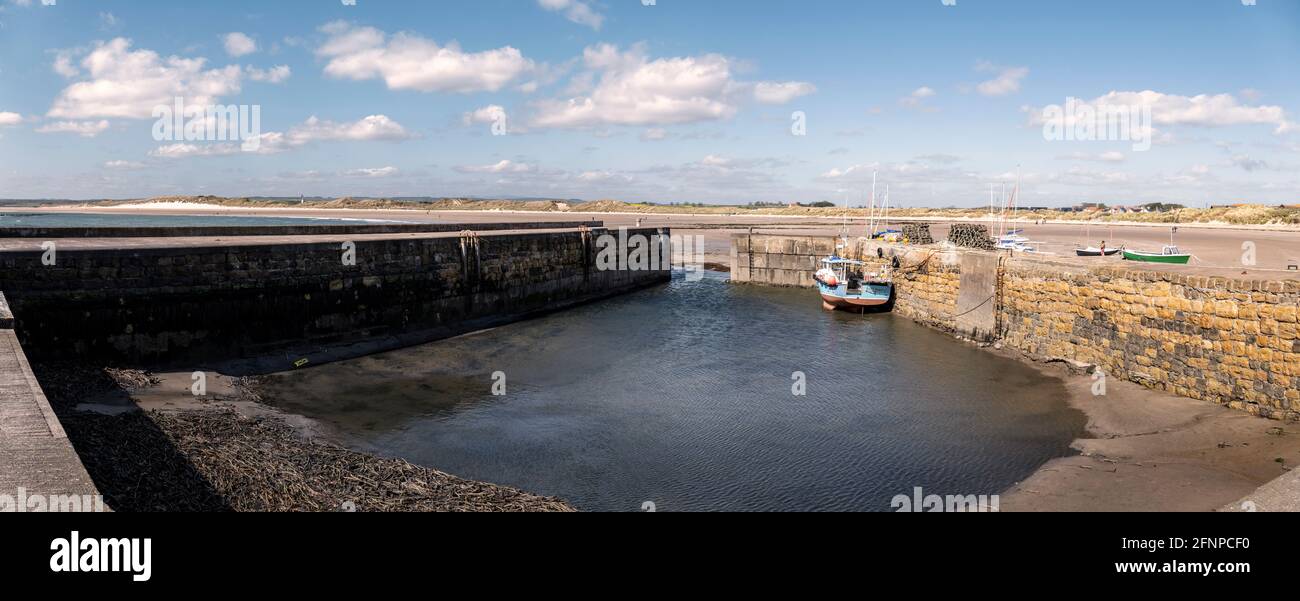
[1075,245,1122,257]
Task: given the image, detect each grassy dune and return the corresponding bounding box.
[83,195,1300,226]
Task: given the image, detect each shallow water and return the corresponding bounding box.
[257,272,1085,512]
[0,212,408,228]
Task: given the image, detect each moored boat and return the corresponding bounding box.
[815,257,893,312]
[1075,245,1122,257]
[1122,245,1191,264]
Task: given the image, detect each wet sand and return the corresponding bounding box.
[999,351,1300,512]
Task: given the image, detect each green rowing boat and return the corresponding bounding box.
[1122,246,1191,264]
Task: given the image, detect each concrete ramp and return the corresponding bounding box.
[955,252,1000,341]
[0,293,103,510]
[1220,470,1300,512]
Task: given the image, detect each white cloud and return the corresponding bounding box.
[640,127,668,141]
[1057,151,1127,163]
[150,114,413,158]
[537,0,604,30]
[575,170,633,184]
[223,32,257,58]
[103,160,146,170]
[52,51,79,78]
[530,44,743,129]
[975,62,1028,97]
[98,12,120,30]
[247,65,291,83]
[0,111,21,126]
[1230,154,1269,172]
[316,21,534,93]
[899,86,936,109]
[453,160,534,174]
[819,160,980,186]
[753,81,816,105]
[287,114,413,143]
[35,120,110,137]
[1031,90,1296,135]
[1048,166,1132,186]
[463,104,506,125]
[48,38,244,120]
[149,143,241,158]
[343,166,399,178]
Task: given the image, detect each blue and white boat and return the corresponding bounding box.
[814,257,894,312]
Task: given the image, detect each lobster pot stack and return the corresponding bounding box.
[901,223,934,245]
[947,223,996,250]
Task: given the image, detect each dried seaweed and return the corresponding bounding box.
[38,362,575,512]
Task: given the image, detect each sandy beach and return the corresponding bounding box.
[1000,351,1300,512]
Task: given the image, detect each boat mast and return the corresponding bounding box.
[999,182,1007,240]
[867,170,878,237]
[1013,165,1021,220]
[884,185,891,233]
[989,184,995,219]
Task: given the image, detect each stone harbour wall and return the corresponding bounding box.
[731,233,1300,420]
[1001,260,1300,420]
[0,228,670,366]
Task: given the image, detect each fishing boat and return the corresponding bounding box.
[1075,245,1122,257]
[815,257,893,312]
[1122,245,1191,264]
[814,172,895,312]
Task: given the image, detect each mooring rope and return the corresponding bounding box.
[951,292,997,319]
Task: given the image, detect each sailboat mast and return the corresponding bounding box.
[999,182,1007,240]
[869,171,878,236]
[884,185,891,232]
[1013,165,1021,219]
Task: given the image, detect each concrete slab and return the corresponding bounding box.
[955,252,1000,340]
[1221,470,1300,512]
[0,327,103,510]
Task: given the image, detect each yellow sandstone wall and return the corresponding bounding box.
[731,233,1300,420]
[1001,260,1300,420]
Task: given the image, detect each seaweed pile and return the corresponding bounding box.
[36,363,576,512]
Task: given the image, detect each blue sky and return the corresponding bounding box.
[0,0,1297,206]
